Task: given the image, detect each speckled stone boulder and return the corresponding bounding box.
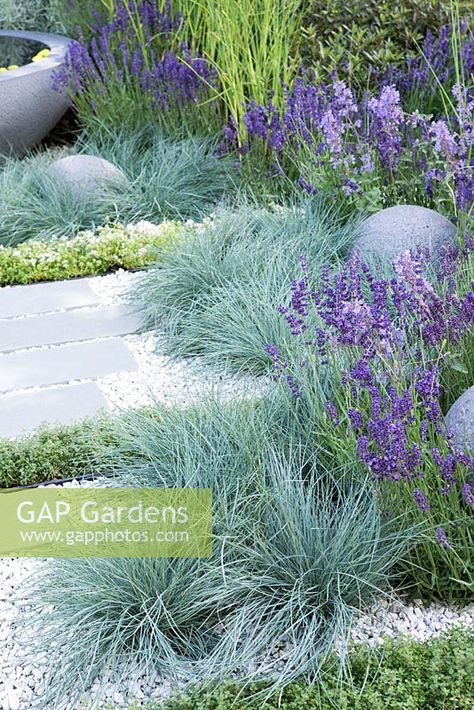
[353,205,456,261]
[47,155,128,197]
[445,385,474,455]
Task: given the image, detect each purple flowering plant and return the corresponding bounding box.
[219,21,474,219]
[221,73,474,219]
[267,248,474,598]
[381,21,474,116]
[53,1,219,135]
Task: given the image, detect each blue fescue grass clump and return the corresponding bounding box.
[20,398,414,707]
[133,198,357,374]
[0,128,231,246]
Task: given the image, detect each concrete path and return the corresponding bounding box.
[0,278,141,438]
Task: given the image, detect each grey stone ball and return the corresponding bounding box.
[445,385,474,455]
[47,155,128,198]
[353,205,456,261]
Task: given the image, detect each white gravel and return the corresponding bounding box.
[87,268,143,307]
[89,269,268,409]
[1,548,473,710]
[98,331,267,409]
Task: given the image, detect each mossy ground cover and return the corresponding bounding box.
[143,630,474,710]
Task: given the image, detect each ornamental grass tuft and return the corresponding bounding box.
[0,129,231,246]
[20,398,414,706]
[133,198,356,374]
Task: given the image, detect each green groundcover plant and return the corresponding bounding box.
[150,628,474,710]
[0,416,117,488]
[0,220,183,286]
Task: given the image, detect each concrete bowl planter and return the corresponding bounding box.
[0,30,72,155]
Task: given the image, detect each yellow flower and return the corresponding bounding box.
[0,67,7,73]
[32,49,51,62]
[7,65,19,71]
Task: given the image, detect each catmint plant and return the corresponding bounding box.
[219,43,473,219]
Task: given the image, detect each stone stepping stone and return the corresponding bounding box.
[0,305,142,353]
[0,383,109,439]
[0,338,137,393]
[0,278,99,319]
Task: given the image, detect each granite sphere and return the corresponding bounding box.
[47,155,128,197]
[354,205,456,261]
[445,385,474,456]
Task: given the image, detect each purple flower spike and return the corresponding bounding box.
[435,526,453,549]
[413,488,431,513]
[325,401,339,423]
[462,483,474,506]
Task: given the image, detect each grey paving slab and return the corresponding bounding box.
[0,383,109,439]
[0,278,99,319]
[0,338,137,393]
[0,305,142,353]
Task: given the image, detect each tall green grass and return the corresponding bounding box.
[161,0,304,142]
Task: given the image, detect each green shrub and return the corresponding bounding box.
[0,416,117,488]
[0,0,62,32]
[157,628,474,709]
[299,0,473,87]
[0,220,183,286]
[47,0,106,38]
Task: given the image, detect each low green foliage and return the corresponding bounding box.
[0,416,117,488]
[0,220,183,286]
[299,0,473,87]
[155,628,474,710]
